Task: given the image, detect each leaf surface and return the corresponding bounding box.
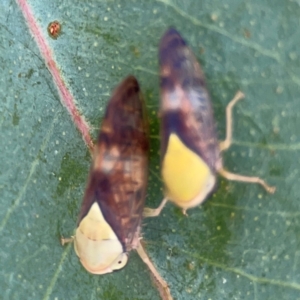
[1,1,299,299]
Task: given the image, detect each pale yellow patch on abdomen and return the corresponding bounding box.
[162,133,213,203]
[74,202,126,274]
[78,202,117,240]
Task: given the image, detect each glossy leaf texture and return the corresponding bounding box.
[1,1,299,299]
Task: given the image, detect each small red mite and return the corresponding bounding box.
[47,21,61,39]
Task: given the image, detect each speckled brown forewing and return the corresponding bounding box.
[159,28,221,173]
[77,75,149,251]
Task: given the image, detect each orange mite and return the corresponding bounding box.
[47,21,61,39]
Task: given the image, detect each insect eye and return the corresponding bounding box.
[111,253,128,271]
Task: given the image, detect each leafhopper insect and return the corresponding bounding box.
[144,28,276,217]
[62,76,172,299]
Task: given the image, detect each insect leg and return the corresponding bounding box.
[218,91,275,193]
[182,208,189,216]
[219,91,245,152]
[136,241,173,300]
[218,168,276,193]
[61,236,74,246]
[143,198,168,218]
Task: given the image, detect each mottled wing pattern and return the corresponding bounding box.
[159,28,221,172]
[78,76,149,251]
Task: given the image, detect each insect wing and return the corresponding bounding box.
[159,28,220,170]
[75,76,149,274]
[158,28,219,206]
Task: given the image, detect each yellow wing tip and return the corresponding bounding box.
[162,133,215,205]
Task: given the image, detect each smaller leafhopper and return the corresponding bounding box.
[62,76,172,300]
[144,28,276,217]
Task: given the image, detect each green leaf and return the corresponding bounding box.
[1,0,299,299]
